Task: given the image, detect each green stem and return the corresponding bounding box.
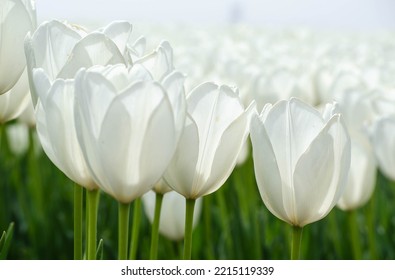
[150,193,163,260]
[328,211,343,258]
[128,198,141,260]
[118,202,130,260]
[87,189,100,260]
[348,210,362,259]
[366,194,377,259]
[0,124,4,150]
[291,226,303,260]
[74,184,83,260]
[183,198,196,260]
[0,124,6,231]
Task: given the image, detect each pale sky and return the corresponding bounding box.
[36,0,395,31]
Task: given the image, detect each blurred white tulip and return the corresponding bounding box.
[164,82,255,199]
[369,115,395,181]
[250,98,351,227]
[334,90,377,210]
[6,122,29,156]
[337,135,376,210]
[142,191,202,241]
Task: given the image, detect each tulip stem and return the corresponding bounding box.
[118,202,130,260]
[74,184,83,260]
[348,210,362,259]
[183,198,196,260]
[87,189,100,260]
[291,226,303,260]
[0,124,3,150]
[129,198,141,260]
[150,193,164,260]
[366,195,377,259]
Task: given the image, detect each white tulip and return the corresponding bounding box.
[74,64,186,203]
[250,98,351,227]
[164,82,255,199]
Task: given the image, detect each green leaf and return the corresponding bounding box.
[96,239,104,260]
[0,222,15,260]
[0,231,6,252]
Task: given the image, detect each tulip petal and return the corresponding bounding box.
[101,21,132,56]
[74,69,118,139]
[0,69,30,122]
[58,33,125,79]
[293,114,350,226]
[0,0,34,94]
[128,35,146,59]
[28,20,82,80]
[250,113,289,223]
[139,88,177,197]
[199,102,254,197]
[135,41,174,81]
[162,71,186,140]
[164,115,200,198]
[187,83,245,192]
[36,79,93,188]
[32,68,51,102]
[292,126,335,226]
[97,81,172,203]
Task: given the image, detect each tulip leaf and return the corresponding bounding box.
[96,239,104,260]
[0,222,15,260]
[0,231,6,252]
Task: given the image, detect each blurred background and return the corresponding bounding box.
[36,0,395,30]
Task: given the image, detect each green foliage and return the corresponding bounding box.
[0,222,14,260]
[1,123,395,259]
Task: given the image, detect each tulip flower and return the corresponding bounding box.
[0,0,36,94]
[334,90,377,211]
[74,63,186,259]
[142,190,202,241]
[164,82,254,259]
[250,98,351,259]
[74,63,185,204]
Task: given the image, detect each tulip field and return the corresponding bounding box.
[2,0,395,261]
[1,133,395,260]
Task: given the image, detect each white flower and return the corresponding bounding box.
[250,98,351,227]
[165,82,255,199]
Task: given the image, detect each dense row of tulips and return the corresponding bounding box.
[2,0,395,260]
